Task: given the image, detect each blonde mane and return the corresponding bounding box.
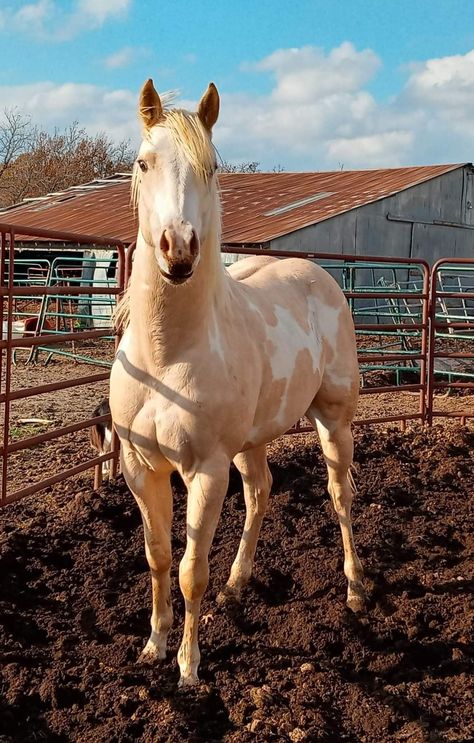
[131,106,217,210]
[113,286,131,334]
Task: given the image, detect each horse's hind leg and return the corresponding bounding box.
[218,445,272,604]
[307,402,365,613]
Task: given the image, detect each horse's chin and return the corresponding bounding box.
[159,268,194,286]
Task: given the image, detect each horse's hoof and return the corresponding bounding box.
[346,583,366,614]
[217,585,241,606]
[138,640,166,664]
[178,673,199,688]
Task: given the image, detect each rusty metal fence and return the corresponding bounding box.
[0,223,125,506]
[427,257,474,424]
[1,235,473,508]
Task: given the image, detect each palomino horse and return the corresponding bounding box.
[110,79,364,686]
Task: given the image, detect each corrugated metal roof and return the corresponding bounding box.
[0,164,465,245]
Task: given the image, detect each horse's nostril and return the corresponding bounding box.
[160,231,170,254]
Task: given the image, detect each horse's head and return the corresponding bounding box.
[134,78,220,286]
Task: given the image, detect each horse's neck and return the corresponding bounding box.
[129,232,225,367]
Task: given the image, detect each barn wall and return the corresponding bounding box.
[269,166,474,264]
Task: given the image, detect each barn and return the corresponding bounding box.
[1,162,472,263]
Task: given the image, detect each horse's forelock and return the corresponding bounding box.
[164,109,216,183]
[131,107,215,208]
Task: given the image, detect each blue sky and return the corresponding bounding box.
[1,0,474,170]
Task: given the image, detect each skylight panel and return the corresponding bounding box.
[264,192,335,217]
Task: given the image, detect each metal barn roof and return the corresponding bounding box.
[0,164,465,245]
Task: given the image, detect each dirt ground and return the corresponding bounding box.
[1,423,473,743]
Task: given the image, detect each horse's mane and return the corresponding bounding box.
[131,103,217,210]
[113,286,131,334]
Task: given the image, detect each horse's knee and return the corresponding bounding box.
[328,479,353,516]
[179,554,209,602]
[145,538,172,575]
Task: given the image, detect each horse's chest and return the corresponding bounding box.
[112,363,213,470]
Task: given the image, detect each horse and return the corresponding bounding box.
[109,78,364,687]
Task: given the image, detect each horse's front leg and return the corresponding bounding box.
[121,449,174,662]
[178,455,229,686]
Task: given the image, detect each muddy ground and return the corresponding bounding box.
[1,425,473,742]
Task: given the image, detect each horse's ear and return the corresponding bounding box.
[139,79,163,129]
[197,82,220,132]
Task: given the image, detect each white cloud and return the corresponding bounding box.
[77,0,131,25]
[0,81,139,145]
[404,50,474,108]
[104,47,140,70]
[214,44,474,169]
[327,131,414,168]
[1,45,473,171]
[214,43,395,169]
[251,43,381,102]
[4,0,132,41]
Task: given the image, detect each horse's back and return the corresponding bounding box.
[229,255,345,314]
[227,255,279,281]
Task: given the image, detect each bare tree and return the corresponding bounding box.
[0,120,135,207]
[218,160,261,173]
[218,160,285,174]
[0,108,34,191]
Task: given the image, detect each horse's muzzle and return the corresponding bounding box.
[159,262,194,285]
[157,225,199,284]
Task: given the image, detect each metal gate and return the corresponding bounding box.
[427,257,474,424]
[0,223,125,506]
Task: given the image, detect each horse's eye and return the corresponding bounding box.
[137,159,148,173]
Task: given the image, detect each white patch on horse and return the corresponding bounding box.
[309,297,341,350]
[117,329,131,355]
[326,367,353,388]
[264,305,322,425]
[267,305,321,380]
[246,426,260,444]
[309,296,352,389]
